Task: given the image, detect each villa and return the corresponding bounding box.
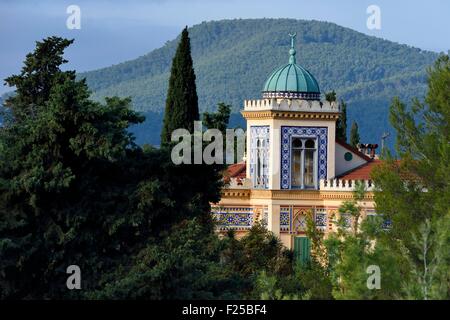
[212,34,386,262]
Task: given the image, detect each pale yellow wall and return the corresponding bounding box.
[216,189,376,250]
[279,234,292,249]
[267,203,280,237]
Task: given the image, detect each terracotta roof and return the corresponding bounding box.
[225,159,406,182]
[335,139,372,162]
[224,162,246,182]
[337,160,383,180]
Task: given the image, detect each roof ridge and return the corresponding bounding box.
[335,139,372,161]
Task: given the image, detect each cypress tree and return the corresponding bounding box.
[325,90,336,103]
[336,99,347,142]
[350,121,360,148]
[161,27,199,146]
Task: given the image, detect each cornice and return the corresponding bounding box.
[220,189,374,201]
[241,110,340,120]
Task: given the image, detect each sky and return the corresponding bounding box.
[1,0,449,94]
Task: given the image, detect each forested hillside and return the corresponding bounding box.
[6,19,440,147]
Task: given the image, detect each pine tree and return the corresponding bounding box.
[4,37,75,121]
[203,102,231,133]
[336,99,347,142]
[161,27,199,145]
[349,121,360,148]
[371,55,450,299]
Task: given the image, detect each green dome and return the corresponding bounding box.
[262,33,320,100]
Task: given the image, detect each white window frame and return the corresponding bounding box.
[290,136,318,189]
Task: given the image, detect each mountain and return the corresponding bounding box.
[81,19,439,148]
[6,19,441,148]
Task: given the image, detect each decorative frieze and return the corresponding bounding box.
[244,98,339,113]
[315,208,328,230]
[212,207,253,230]
[241,110,339,120]
[280,206,291,232]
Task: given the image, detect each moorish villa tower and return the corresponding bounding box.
[245,33,338,190]
[213,34,387,263]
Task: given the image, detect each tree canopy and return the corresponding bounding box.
[0,36,223,299]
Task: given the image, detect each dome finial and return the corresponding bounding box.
[288,32,297,64]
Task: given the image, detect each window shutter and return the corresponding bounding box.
[294,237,311,265]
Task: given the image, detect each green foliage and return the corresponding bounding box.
[161,27,199,145]
[325,90,336,102]
[372,54,449,256]
[88,218,243,299]
[221,223,292,279]
[325,232,403,300]
[4,37,76,120]
[203,102,231,133]
[255,270,303,300]
[0,35,292,300]
[254,262,333,300]
[89,221,297,300]
[336,99,347,142]
[301,197,400,300]
[349,121,360,147]
[0,36,224,299]
[203,103,245,164]
[320,184,404,300]
[267,211,335,300]
[255,271,286,300]
[320,54,450,300]
[0,37,148,298]
[401,214,450,299]
[367,55,450,300]
[74,19,437,148]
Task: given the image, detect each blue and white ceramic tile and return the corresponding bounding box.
[280,126,327,189]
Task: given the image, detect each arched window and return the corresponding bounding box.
[255,138,266,187]
[292,138,302,148]
[304,139,315,187]
[305,139,315,148]
[291,137,318,189]
[291,138,302,188]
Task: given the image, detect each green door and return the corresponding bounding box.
[294,237,311,265]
